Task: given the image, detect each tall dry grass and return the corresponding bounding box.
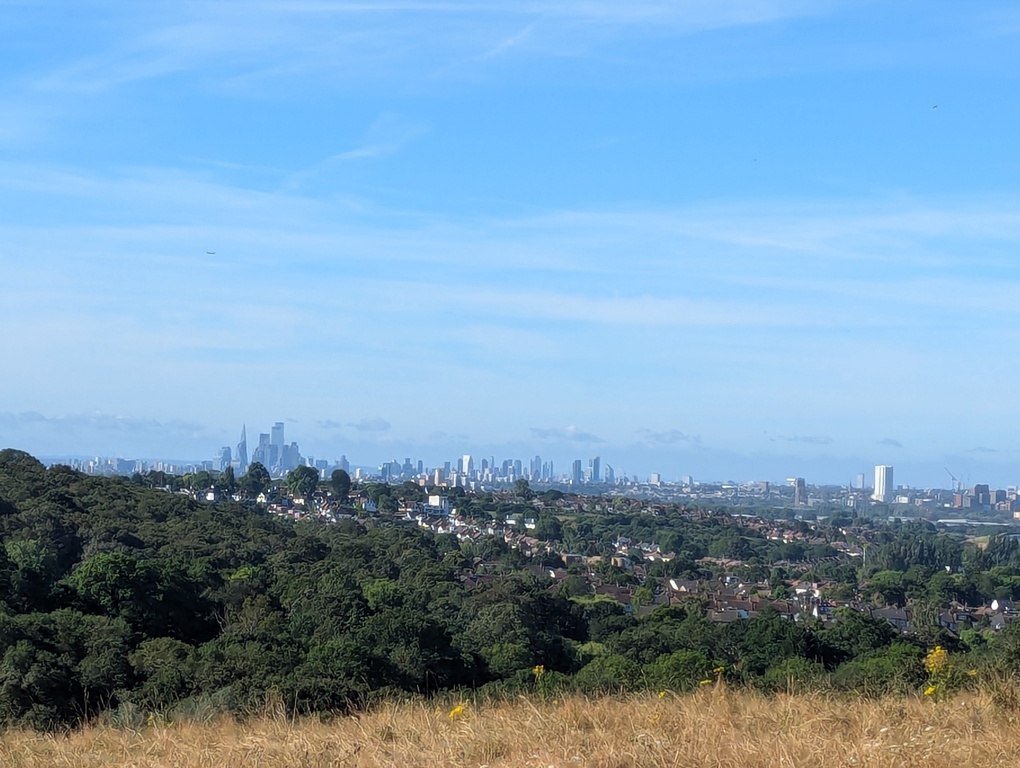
[3,684,1020,767]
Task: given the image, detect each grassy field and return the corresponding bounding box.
[3,686,1020,767]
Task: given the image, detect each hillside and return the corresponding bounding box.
[3,447,1020,732]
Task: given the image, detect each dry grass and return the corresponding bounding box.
[3,686,1020,767]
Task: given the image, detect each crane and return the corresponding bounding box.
[944,467,961,493]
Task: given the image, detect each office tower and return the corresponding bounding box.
[604,464,615,485]
[236,425,249,473]
[251,433,271,467]
[271,422,285,450]
[873,465,893,503]
[217,446,231,472]
[281,442,301,472]
[338,455,349,472]
[855,473,865,490]
[974,484,991,506]
[589,456,601,484]
[793,477,806,505]
[571,459,583,485]
[649,473,661,485]
[460,454,473,476]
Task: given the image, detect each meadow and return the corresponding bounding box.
[3,686,1020,768]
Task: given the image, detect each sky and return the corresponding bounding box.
[2,1,1020,488]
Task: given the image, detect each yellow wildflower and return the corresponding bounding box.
[713,666,725,675]
[658,690,666,699]
[924,685,937,696]
[532,664,545,678]
[448,704,466,720]
[967,669,978,677]
[924,646,949,675]
[699,679,712,687]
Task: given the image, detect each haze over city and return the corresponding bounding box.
[3,3,1020,487]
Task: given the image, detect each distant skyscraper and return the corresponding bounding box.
[217,446,231,472]
[251,432,271,467]
[571,459,583,485]
[855,473,866,490]
[236,425,249,472]
[604,464,615,485]
[589,456,601,484]
[873,465,893,503]
[793,477,807,505]
[460,454,473,476]
[271,422,285,449]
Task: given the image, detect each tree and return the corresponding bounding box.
[241,462,271,495]
[866,570,906,606]
[820,608,899,664]
[514,479,534,500]
[331,469,352,502]
[287,466,320,499]
[219,466,236,494]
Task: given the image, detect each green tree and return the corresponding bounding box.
[241,462,271,495]
[331,469,352,501]
[647,649,712,691]
[514,479,534,500]
[287,466,320,499]
[219,466,236,494]
[573,654,642,693]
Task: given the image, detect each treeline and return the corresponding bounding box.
[1,449,1020,730]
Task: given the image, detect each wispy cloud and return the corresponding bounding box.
[530,425,604,443]
[330,112,429,163]
[481,20,537,58]
[27,1,834,94]
[879,437,903,448]
[428,430,470,441]
[0,410,206,436]
[638,428,699,445]
[349,417,391,432]
[778,435,835,445]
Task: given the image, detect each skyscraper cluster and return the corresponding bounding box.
[232,422,305,476]
[372,452,613,487]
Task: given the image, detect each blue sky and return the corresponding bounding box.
[2,1,1020,487]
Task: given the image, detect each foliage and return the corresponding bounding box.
[2,449,1020,730]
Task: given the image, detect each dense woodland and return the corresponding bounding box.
[2,448,1020,730]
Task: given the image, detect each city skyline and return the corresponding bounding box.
[16,416,1012,492]
[3,4,1020,488]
